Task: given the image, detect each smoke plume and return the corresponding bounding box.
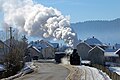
[0,0,78,47]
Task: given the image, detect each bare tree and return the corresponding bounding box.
[2,36,28,78]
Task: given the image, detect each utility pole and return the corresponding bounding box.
[9,27,13,48]
[9,27,15,52]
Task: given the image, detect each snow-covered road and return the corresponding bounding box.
[12,58,111,80]
[66,65,111,80]
[78,66,96,80]
[77,66,111,80]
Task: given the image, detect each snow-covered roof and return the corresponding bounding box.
[29,41,49,49]
[32,46,41,53]
[89,46,105,53]
[114,48,120,54]
[104,48,119,57]
[84,37,104,46]
[28,45,41,53]
[104,52,119,57]
[27,44,32,48]
[109,67,120,75]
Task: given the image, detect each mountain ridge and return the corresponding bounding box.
[72,18,120,24]
[71,18,120,44]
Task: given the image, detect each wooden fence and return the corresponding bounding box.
[92,64,120,80]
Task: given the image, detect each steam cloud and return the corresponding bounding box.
[0,0,78,47]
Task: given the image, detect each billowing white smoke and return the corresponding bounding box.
[0,0,78,47]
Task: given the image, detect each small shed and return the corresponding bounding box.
[88,46,105,65]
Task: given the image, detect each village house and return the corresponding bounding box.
[88,46,105,65]
[104,48,120,66]
[76,37,120,65]
[26,46,43,60]
[77,42,92,60]
[28,40,56,59]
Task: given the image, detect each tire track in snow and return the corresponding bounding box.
[87,68,95,80]
[79,66,95,80]
[79,67,87,80]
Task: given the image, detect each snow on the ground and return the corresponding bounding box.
[0,64,5,71]
[109,67,120,75]
[76,66,111,80]
[99,69,112,80]
[24,62,36,69]
[1,62,36,80]
[81,60,91,65]
[21,62,36,75]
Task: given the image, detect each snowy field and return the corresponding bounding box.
[75,66,111,80]
[21,62,36,75]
